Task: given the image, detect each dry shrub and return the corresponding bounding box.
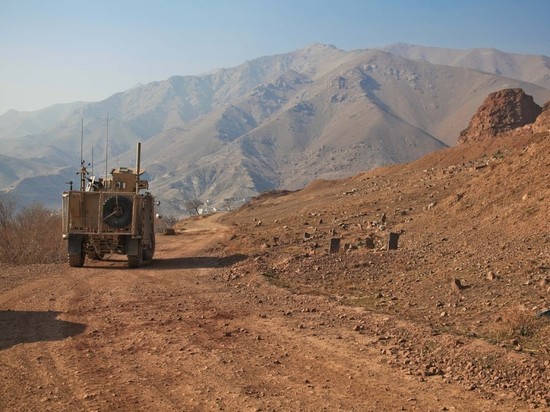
[493,306,549,348]
[0,198,65,265]
[155,215,178,234]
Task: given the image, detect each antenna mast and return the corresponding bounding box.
[135,142,141,194]
[105,113,109,179]
[79,118,86,191]
[80,118,83,168]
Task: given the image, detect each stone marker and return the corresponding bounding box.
[329,238,341,254]
[452,278,464,292]
[365,237,375,249]
[388,232,400,250]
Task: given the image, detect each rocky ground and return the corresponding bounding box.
[219,127,550,408]
[3,214,538,412]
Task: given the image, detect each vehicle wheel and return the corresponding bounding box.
[143,248,154,261]
[128,254,142,268]
[143,236,155,261]
[128,244,143,268]
[68,252,84,267]
[142,247,154,261]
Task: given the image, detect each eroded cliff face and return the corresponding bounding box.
[458,88,542,144]
[532,101,550,133]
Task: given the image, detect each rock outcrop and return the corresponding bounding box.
[532,101,550,133]
[458,88,542,144]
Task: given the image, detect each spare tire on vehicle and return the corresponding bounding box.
[103,195,133,228]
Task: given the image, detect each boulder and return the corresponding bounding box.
[458,88,542,144]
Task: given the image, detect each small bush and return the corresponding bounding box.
[0,197,65,265]
[155,215,179,234]
[495,307,538,339]
[492,306,549,350]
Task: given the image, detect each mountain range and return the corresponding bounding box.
[0,43,549,215]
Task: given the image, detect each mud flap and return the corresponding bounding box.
[68,235,84,254]
[125,237,140,256]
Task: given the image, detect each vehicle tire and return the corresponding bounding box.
[103,195,133,228]
[68,252,84,267]
[128,253,142,268]
[143,243,154,261]
[143,224,155,261]
[128,241,143,268]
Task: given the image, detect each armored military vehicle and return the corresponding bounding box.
[62,143,156,268]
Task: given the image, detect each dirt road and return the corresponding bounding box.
[0,215,523,411]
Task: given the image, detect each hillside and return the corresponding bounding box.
[0,44,549,213]
[215,95,550,407]
[92,51,550,214]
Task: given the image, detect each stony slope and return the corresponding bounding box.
[122,52,548,213]
[218,95,550,407]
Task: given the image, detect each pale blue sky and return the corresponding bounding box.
[1,0,549,115]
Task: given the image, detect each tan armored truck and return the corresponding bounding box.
[62,143,156,268]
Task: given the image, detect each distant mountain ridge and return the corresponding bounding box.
[0,43,549,215]
[381,43,550,89]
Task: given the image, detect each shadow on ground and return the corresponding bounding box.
[150,254,248,270]
[0,310,86,350]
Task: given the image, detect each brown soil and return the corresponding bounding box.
[0,213,539,412]
[219,131,550,409]
[1,133,549,410]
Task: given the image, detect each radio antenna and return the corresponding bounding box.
[105,113,109,179]
[80,118,83,168]
[79,118,86,191]
[91,146,94,176]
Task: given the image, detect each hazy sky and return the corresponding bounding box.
[1,0,549,115]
